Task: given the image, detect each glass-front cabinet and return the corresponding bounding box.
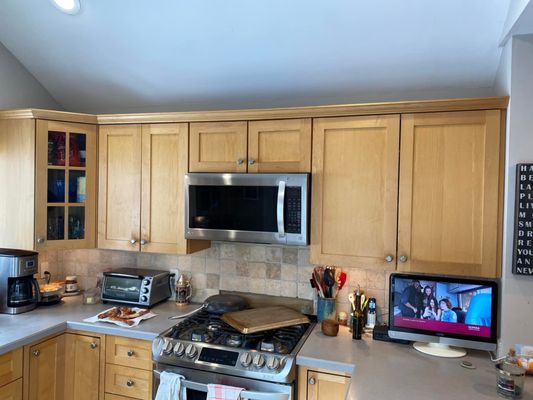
[35,120,97,249]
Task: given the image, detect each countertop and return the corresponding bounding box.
[0,296,200,355]
[297,325,533,400]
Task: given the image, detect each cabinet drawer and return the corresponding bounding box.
[106,336,152,370]
[0,348,22,387]
[0,378,22,400]
[105,364,152,400]
[105,394,134,400]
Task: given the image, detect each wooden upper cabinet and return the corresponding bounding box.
[310,115,400,269]
[34,120,97,250]
[98,125,142,251]
[398,110,502,278]
[189,121,248,172]
[248,118,312,173]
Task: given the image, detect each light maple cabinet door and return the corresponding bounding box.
[35,120,97,250]
[98,125,142,251]
[0,348,22,387]
[248,118,312,172]
[0,379,22,400]
[398,110,502,278]
[189,121,248,172]
[140,124,208,254]
[310,115,400,269]
[27,335,66,400]
[64,333,102,400]
[298,367,350,400]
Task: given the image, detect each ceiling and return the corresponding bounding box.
[0,0,511,113]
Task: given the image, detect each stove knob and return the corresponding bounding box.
[173,342,185,357]
[162,341,174,355]
[239,352,252,367]
[252,354,265,369]
[185,344,198,359]
[266,356,280,371]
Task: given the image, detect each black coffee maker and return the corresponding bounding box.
[0,249,40,314]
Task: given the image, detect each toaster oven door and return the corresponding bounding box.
[102,275,142,303]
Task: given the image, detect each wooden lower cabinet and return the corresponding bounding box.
[64,333,103,400]
[0,379,23,400]
[0,349,23,387]
[104,394,131,400]
[26,335,66,400]
[106,335,152,371]
[104,365,152,400]
[298,366,350,400]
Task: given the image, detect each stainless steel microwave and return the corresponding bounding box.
[185,173,309,245]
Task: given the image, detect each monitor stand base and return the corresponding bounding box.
[413,342,467,358]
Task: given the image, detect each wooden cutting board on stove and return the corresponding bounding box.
[221,306,310,334]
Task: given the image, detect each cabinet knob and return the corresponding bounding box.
[248,159,255,165]
[36,237,45,245]
[308,377,316,385]
[236,158,244,165]
[126,379,135,387]
[385,255,394,263]
[130,239,138,245]
[399,255,408,263]
[140,239,148,245]
[127,350,135,357]
[90,342,98,349]
[32,349,40,357]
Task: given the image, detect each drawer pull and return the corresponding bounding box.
[127,350,135,357]
[90,342,98,349]
[308,377,316,385]
[126,379,135,387]
[32,349,40,357]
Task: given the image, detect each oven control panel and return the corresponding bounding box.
[152,337,293,383]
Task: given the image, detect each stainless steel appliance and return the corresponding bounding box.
[101,268,173,307]
[0,249,40,314]
[185,173,309,246]
[153,309,314,400]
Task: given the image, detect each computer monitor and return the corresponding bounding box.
[388,273,498,358]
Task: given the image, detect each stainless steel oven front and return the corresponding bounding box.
[154,366,293,400]
[185,173,309,246]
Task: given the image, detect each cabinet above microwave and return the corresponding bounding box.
[184,173,309,246]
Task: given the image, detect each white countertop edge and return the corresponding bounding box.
[296,355,355,375]
[66,321,160,341]
[0,322,67,354]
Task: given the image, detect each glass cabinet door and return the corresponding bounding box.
[36,120,96,249]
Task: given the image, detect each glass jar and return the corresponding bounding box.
[65,275,78,293]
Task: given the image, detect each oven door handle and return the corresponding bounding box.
[277,180,286,238]
[154,371,289,400]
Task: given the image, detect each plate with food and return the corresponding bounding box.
[83,306,157,327]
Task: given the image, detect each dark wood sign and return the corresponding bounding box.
[513,163,533,275]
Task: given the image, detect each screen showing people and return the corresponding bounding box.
[392,277,493,338]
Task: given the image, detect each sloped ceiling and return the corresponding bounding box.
[0,0,510,113]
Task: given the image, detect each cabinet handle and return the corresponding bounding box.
[126,379,135,387]
[36,237,45,245]
[130,239,138,245]
[385,255,394,263]
[248,159,255,165]
[399,255,408,263]
[308,377,316,385]
[90,342,98,349]
[236,158,244,165]
[32,349,40,357]
[127,350,135,357]
[140,239,148,245]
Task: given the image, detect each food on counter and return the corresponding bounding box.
[65,275,78,293]
[40,282,64,293]
[97,306,149,326]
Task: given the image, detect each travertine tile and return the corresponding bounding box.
[297,248,311,266]
[220,259,237,275]
[280,281,297,297]
[202,243,219,259]
[264,279,281,296]
[248,262,267,278]
[206,258,220,274]
[249,245,266,262]
[191,256,206,272]
[219,243,237,259]
[178,255,192,271]
[265,263,281,280]
[297,282,314,300]
[206,273,220,289]
[346,267,367,288]
[192,272,207,290]
[249,278,265,294]
[281,264,298,281]
[265,246,282,262]
[137,253,153,267]
[366,269,386,290]
[298,265,314,283]
[282,248,298,264]
[236,261,249,277]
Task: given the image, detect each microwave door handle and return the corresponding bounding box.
[277,180,286,238]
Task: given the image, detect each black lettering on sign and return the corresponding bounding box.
[513,163,533,275]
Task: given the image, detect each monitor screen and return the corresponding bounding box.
[389,273,498,348]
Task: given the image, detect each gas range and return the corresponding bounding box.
[152,309,314,384]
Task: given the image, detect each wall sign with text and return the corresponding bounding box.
[513,163,533,275]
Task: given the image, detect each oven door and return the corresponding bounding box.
[154,365,293,400]
[101,275,142,304]
[185,173,308,246]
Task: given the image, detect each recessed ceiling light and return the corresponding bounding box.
[50,0,81,15]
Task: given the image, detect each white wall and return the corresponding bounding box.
[0,41,60,109]
[497,35,533,354]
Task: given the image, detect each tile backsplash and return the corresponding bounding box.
[38,242,390,321]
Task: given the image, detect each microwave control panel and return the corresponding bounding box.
[285,187,302,234]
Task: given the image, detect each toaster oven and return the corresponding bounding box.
[101,268,173,307]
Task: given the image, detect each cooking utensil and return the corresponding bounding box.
[324,268,335,298]
[169,294,248,320]
[337,272,347,291]
[348,293,356,312]
[312,269,325,298]
[221,306,310,334]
